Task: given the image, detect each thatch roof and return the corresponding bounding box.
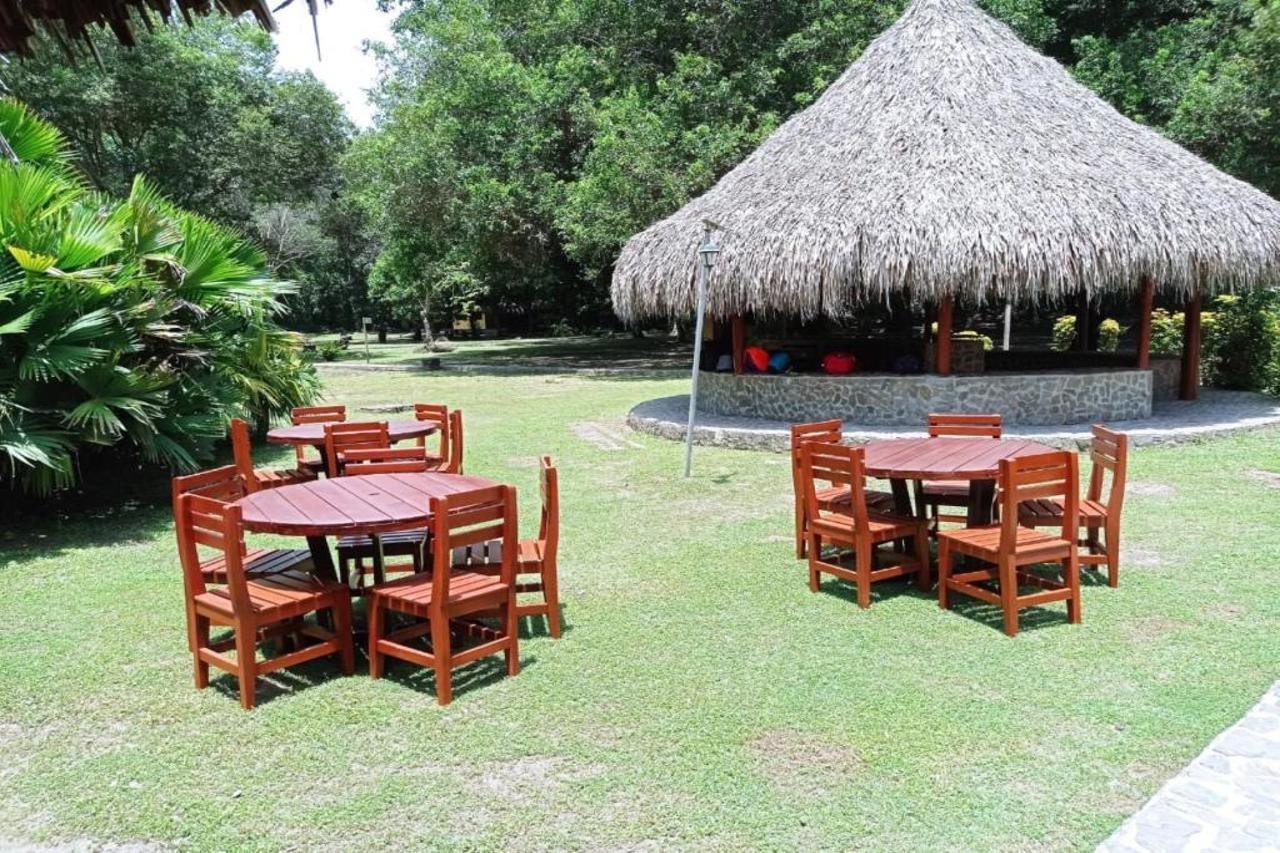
[0,0,297,59]
[611,0,1280,323]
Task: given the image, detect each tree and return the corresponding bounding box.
[0,98,318,495]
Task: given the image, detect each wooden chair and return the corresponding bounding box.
[799,442,931,609]
[790,420,895,559]
[335,447,431,589]
[938,450,1080,637]
[230,418,315,493]
[917,413,1003,529]
[176,491,354,708]
[367,485,520,705]
[172,466,314,586]
[290,404,346,475]
[414,403,451,469]
[323,421,390,477]
[1019,425,1127,587]
[436,410,464,474]
[450,456,562,638]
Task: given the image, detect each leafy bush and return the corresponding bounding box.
[1050,315,1077,351]
[318,342,344,362]
[1097,319,1124,352]
[1202,292,1280,394]
[954,330,994,351]
[0,98,318,494]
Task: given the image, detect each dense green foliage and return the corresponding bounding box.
[0,99,318,494]
[0,16,372,332]
[349,0,1280,336]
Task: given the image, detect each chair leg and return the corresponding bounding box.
[193,615,210,689]
[795,501,807,560]
[998,557,1018,637]
[938,541,952,609]
[430,615,453,706]
[1105,520,1120,588]
[504,592,520,677]
[368,596,385,679]
[543,563,562,639]
[332,593,355,675]
[807,533,822,592]
[1065,552,1082,624]
[855,541,873,610]
[234,622,258,710]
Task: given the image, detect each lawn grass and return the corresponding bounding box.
[307,331,691,370]
[1,362,1278,850]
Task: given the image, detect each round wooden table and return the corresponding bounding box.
[862,437,1058,525]
[236,471,496,580]
[266,419,435,448]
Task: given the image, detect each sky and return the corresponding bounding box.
[272,1,397,128]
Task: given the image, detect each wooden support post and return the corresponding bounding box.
[730,314,746,375]
[935,297,953,376]
[1136,276,1154,369]
[1075,289,1091,352]
[1180,293,1202,401]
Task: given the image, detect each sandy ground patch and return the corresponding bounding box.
[748,730,863,794]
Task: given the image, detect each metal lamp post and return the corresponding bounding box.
[683,222,720,478]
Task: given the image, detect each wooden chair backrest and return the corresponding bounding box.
[292,404,346,425]
[799,441,873,538]
[414,402,450,462]
[340,446,429,475]
[171,465,245,598]
[790,420,843,507]
[538,456,559,565]
[178,493,252,614]
[323,421,390,477]
[228,418,260,493]
[430,485,517,607]
[997,450,1078,551]
[1088,425,1128,512]
[442,410,464,474]
[928,413,1003,438]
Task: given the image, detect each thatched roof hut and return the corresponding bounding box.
[0,0,301,59]
[611,0,1280,325]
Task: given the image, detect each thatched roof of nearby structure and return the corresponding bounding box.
[611,0,1280,323]
[0,0,305,59]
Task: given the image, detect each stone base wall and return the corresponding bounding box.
[698,369,1153,426]
[1152,355,1182,402]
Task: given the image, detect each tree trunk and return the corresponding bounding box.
[420,291,435,351]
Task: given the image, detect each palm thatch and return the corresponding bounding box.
[0,0,303,59]
[611,0,1280,324]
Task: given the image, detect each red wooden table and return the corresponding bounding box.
[267,419,437,475]
[236,471,496,580]
[862,437,1058,525]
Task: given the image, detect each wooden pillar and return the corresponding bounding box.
[935,296,953,376]
[1180,293,1202,401]
[730,314,746,375]
[1135,276,1155,369]
[1075,289,1091,352]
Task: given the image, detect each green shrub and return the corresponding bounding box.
[318,342,344,362]
[954,330,994,351]
[1050,315,1077,351]
[1097,318,1123,352]
[0,98,318,495]
[1202,292,1280,393]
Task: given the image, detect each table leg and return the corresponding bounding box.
[967,480,996,527]
[890,478,914,516]
[307,535,338,583]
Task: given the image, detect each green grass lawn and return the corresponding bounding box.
[307,331,692,370]
[2,363,1278,850]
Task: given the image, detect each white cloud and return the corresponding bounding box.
[272,0,395,128]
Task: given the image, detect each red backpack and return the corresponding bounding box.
[744,346,770,373]
[822,352,856,375]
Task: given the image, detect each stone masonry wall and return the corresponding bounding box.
[698,369,1153,426]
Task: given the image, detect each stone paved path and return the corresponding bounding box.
[1098,682,1280,853]
[628,389,1280,451]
